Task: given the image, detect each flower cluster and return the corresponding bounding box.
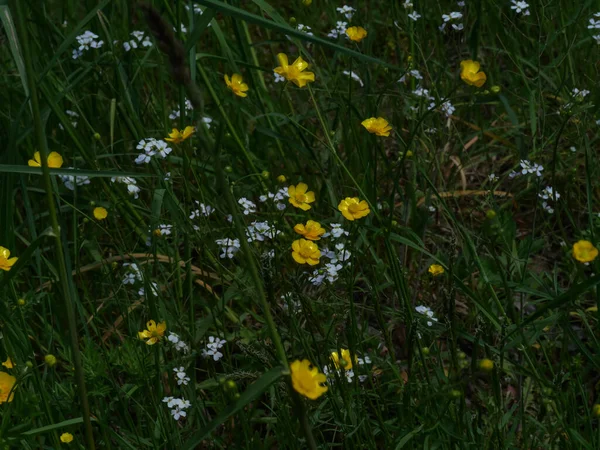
[589,12,600,44]
[167,332,190,353]
[72,30,104,59]
[168,99,193,120]
[60,170,91,191]
[246,221,280,242]
[509,160,544,178]
[111,176,140,199]
[398,69,423,84]
[122,31,153,51]
[322,349,371,384]
[215,238,241,259]
[336,5,356,20]
[189,201,215,220]
[511,1,530,16]
[538,186,560,214]
[173,367,191,386]
[238,197,257,215]
[259,187,289,210]
[415,305,438,327]
[162,396,191,421]
[122,262,143,285]
[201,336,226,361]
[134,138,172,165]
[440,11,463,32]
[327,21,348,39]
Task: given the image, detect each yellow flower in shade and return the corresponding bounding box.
[60,433,74,443]
[330,349,354,370]
[291,239,321,265]
[361,117,392,137]
[224,73,249,97]
[346,26,367,42]
[0,371,16,404]
[290,359,328,400]
[0,247,18,272]
[138,320,166,345]
[28,151,64,168]
[288,182,315,211]
[428,264,445,276]
[593,404,600,417]
[2,358,14,369]
[460,60,487,88]
[478,359,494,372]
[294,220,325,241]
[165,126,195,144]
[44,354,57,367]
[573,240,598,263]
[338,197,370,221]
[277,175,287,183]
[93,207,108,220]
[273,53,315,88]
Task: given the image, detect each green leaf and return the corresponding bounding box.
[184,8,216,53]
[182,367,285,449]
[0,5,28,100]
[11,417,89,438]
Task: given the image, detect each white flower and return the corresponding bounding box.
[451,23,464,31]
[572,88,590,99]
[171,408,187,420]
[156,224,173,236]
[403,0,413,8]
[415,305,438,326]
[336,5,356,20]
[297,24,314,36]
[588,18,600,29]
[408,11,421,21]
[412,86,433,99]
[190,201,215,219]
[429,100,455,117]
[593,35,600,45]
[327,21,348,38]
[138,282,159,297]
[323,223,349,239]
[246,221,280,242]
[238,197,257,215]
[274,72,285,83]
[75,30,104,53]
[488,173,499,182]
[215,238,241,259]
[511,0,530,15]
[168,99,194,119]
[357,356,371,365]
[538,186,560,201]
[342,70,364,87]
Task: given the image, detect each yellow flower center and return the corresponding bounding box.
[296,193,308,203]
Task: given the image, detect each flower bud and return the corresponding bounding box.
[490,85,501,94]
[593,404,600,417]
[224,166,233,173]
[478,358,494,372]
[93,133,101,140]
[261,170,270,179]
[289,17,297,26]
[277,175,287,183]
[486,209,496,220]
[17,299,25,306]
[302,0,312,5]
[449,389,462,398]
[44,354,57,367]
[421,347,430,356]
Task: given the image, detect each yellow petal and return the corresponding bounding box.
[276,53,289,69]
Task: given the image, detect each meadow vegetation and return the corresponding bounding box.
[1,0,600,448]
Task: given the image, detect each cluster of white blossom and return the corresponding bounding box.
[122,31,152,51]
[429,100,455,117]
[201,336,226,361]
[281,293,302,314]
[259,187,289,210]
[296,24,314,36]
[590,12,600,44]
[111,176,140,199]
[538,186,560,214]
[246,221,280,242]
[309,242,351,285]
[167,332,190,353]
[173,367,191,386]
[215,238,241,259]
[336,5,356,20]
[138,282,159,297]
[398,69,423,84]
[440,11,463,31]
[168,99,193,120]
[510,0,530,16]
[134,138,172,165]
[238,197,257,215]
[327,21,348,39]
[415,305,438,327]
[122,262,143,285]
[342,70,364,87]
[189,201,215,220]
[509,159,544,178]
[162,396,191,421]
[59,170,91,191]
[72,31,104,59]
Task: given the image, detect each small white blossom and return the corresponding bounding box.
[173,367,191,386]
[407,11,421,21]
[238,197,257,215]
[336,5,356,20]
[59,169,90,191]
[215,238,241,259]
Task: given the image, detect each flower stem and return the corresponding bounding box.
[11,1,95,448]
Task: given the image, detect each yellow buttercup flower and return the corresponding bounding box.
[0,246,18,272]
[290,359,328,400]
[288,182,315,211]
[277,175,287,183]
[93,207,108,220]
[428,264,445,276]
[224,73,249,97]
[460,60,487,88]
[478,359,494,372]
[28,151,64,168]
[330,349,354,370]
[361,117,392,137]
[165,126,195,144]
[294,220,325,241]
[138,320,166,345]
[0,371,16,404]
[338,197,370,221]
[2,358,14,369]
[60,433,74,443]
[291,239,321,265]
[273,53,315,88]
[572,240,598,263]
[346,26,367,42]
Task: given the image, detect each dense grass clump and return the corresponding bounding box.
[1,0,600,448]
